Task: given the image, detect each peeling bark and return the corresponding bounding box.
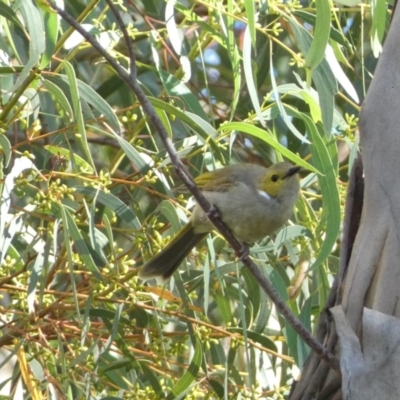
[289,3,400,398]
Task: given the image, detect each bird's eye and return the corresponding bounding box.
[271,174,279,182]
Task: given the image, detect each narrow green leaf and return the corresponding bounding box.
[269,48,310,142]
[43,79,73,123]
[29,359,44,381]
[0,341,23,370]
[0,215,24,274]
[0,2,24,30]
[148,97,209,139]
[226,0,241,118]
[174,278,200,348]
[295,297,312,366]
[209,379,225,398]
[141,0,163,17]
[185,111,218,139]
[242,269,261,322]
[6,245,24,271]
[219,122,319,174]
[158,200,184,233]
[289,19,337,134]
[83,195,108,265]
[104,304,124,351]
[226,350,243,386]
[167,340,203,399]
[275,81,322,123]
[80,292,93,345]
[307,125,340,270]
[236,273,254,389]
[158,70,207,120]
[293,10,349,48]
[100,397,123,400]
[11,0,45,91]
[0,157,36,266]
[57,203,80,317]
[148,97,223,158]
[371,0,387,57]
[0,135,11,167]
[139,361,164,396]
[269,269,288,302]
[244,0,256,47]
[285,322,300,366]
[305,0,331,69]
[75,186,141,230]
[275,225,314,252]
[82,308,129,323]
[27,244,45,314]
[40,9,58,68]
[254,289,273,334]
[165,0,191,82]
[299,296,312,333]
[102,213,116,263]
[86,123,153,176]
[60,206,103,280]
[318,263,330,309]
[243,26,265,126]
[70,341,98,368]
[312,65,336,135]
[226,328,278,353]
[61,60,95,171]
[101,359,133,372]
[285,109,340,270]
[155,108,173,137]
[215,293,233,325]
[203,238,212,316]
[128,308,149,328]
[174,3,223,40]
[48,75,121,131]
[326,44,359,104]
[22,85,41,121]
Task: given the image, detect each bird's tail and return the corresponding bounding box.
[139,223,207,281]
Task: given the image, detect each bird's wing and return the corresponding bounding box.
[194,169,239,192]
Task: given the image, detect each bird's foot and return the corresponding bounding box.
[238,243,250,262]
[200,204,220,221]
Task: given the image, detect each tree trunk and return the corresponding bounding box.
[289,4,400,399]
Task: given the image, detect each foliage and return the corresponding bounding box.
[0,0,389,398]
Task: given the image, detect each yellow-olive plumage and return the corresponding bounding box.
[139,162,301,281]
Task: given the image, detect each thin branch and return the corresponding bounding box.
[48,0,339,371]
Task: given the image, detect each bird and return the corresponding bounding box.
[139,162,301,281]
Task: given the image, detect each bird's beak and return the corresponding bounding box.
[284,166,302,179]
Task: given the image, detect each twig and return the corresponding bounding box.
[48,0,339,371]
